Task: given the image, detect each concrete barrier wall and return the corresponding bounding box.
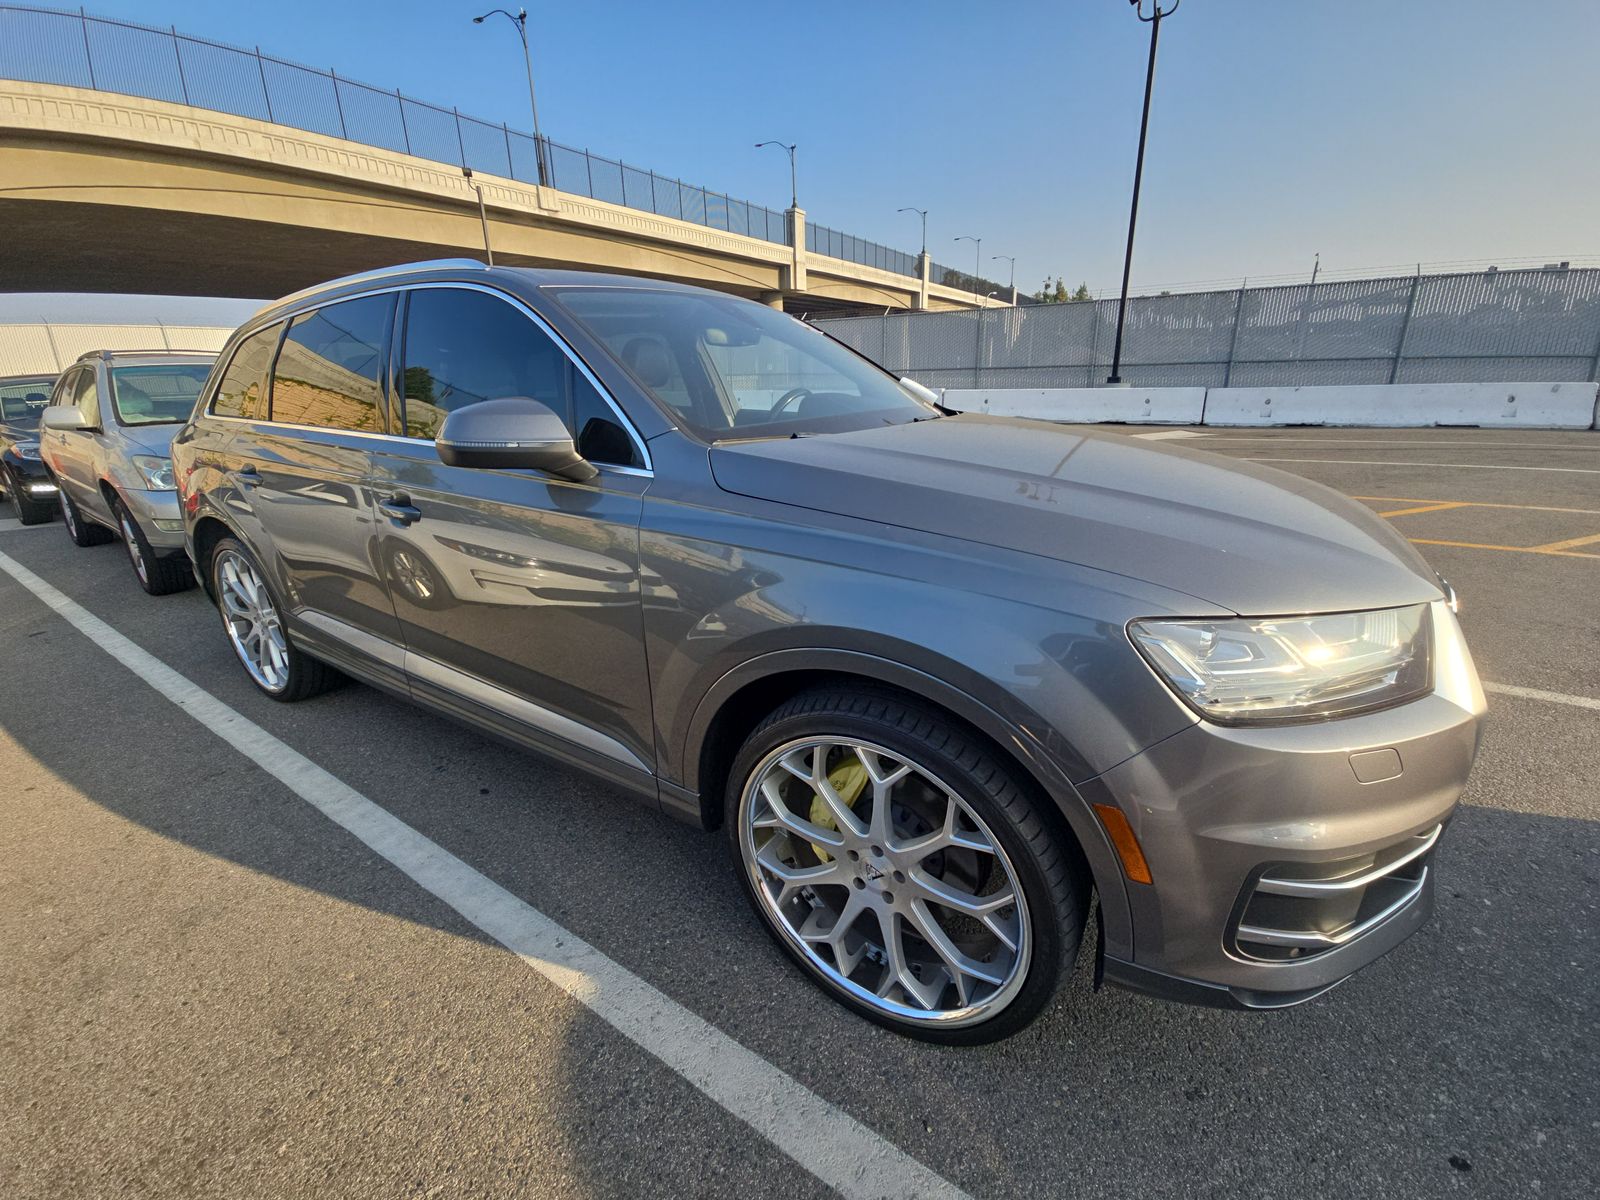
[932,382,1600,430]
[941,387,1207,424]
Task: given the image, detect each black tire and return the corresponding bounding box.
[110,494,193,596]
[59,486,114,546]
[5,469,54,525]
[207,535,341,702]
[725,687,1089,1045]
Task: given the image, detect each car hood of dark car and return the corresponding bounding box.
[707,415,1442,616]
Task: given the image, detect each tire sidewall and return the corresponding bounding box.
[725,700,1071,1044]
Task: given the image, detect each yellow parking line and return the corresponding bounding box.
[1354,496,1600,517]
[1377,501,1472,518]
[1408,538,1600,561]
[1530,532,1600,553]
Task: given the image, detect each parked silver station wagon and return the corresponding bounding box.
[172,261,1485,1043]
[40,349,215,594]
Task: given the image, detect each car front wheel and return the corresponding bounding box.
[727,688,1088,1044]
[209,537,339,702]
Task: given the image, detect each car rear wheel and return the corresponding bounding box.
[112,496,192,596]
[59,486,114,546]
[210,537,339,702]
[727,688,1088,1044]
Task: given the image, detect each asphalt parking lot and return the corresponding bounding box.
[2,425,1596,1199]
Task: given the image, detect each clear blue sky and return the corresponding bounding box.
[50,1,1600,297]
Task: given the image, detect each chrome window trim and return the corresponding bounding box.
[207,280,652,475]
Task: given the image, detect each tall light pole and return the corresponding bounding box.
[1107,0,1180,384]
[755,140,798,209]
[897,206,928,256]
[955,235,982,302]
[472,7,548,188]
[992,254,1016,302]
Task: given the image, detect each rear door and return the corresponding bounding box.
[367,283,656,785]
[232,293,407,679]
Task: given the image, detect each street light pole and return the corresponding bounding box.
[473,7,548,188]
[897,206,928,256]
[1107,0,1180,384]
[756,141,798,209]
[462,167,493,265]
[992,255,1016,302]
[955,235,982,303]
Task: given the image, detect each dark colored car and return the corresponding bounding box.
[39,350,215,594]
[172,261,1485,1044]
[0,373,60,525]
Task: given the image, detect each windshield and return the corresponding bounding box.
[548,287,936,440]
[109,364,213,426]
[0,378,55,429]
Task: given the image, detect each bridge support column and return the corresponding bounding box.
[759,291,785,310]
[784,206,807,292]
[916,251,931,310]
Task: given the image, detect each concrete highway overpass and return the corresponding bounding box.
[0,80,996,316]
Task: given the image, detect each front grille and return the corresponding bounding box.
[1230,825,1441,962]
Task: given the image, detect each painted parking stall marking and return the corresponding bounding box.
[0,547,973,1200]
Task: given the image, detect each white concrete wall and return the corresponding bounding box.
[1204,382,1598,429]
[0,323,233,376]
[941,387,1207,425]
[938,382,1600,430]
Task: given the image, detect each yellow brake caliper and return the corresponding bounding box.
[808,758,869,863]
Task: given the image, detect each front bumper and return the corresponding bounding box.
[3,454,56,494]
[120,488,187,554]
[1084,600,1486,1007]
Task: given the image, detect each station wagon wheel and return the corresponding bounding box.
[729,690,1087,1044]
[208,537,339,702]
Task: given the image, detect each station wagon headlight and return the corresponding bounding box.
[1130,604,1433,723]
[131,455,176,491]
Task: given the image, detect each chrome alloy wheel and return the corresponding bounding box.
[216,550,290,692]
[58,490,77,536]
[390,547,436,603]
[119,511,148,585]
[740,737,1032,1028]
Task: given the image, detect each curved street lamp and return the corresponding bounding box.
[472,7,549,187]
[755,140,798,209]
[955,235,982,302]
[897,206,928,257]
[992,254,1016,301]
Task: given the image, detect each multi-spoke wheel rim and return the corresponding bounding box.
[119,512,148,584]
[216,550,290,692]
[59,491,76,536]
[390,548,435,603]
[740,737,1032,1028]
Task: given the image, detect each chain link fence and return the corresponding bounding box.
[817,267,1600,389]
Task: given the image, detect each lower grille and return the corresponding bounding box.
[1231,825,1441,962]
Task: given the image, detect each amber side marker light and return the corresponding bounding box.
[1093,803,1154,885]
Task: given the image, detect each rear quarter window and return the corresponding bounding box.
[211,324,283,420]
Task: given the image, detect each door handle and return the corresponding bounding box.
[378,494,422,525]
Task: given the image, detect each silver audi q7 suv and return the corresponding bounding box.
[40,349,215,594]
[172,261,1485,1043]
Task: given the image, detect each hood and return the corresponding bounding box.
[119,423,182,456]
[708,415,1442,616]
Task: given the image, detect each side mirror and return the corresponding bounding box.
[41,406,91,432]
[435,396,597,482]
[898,376,942,405]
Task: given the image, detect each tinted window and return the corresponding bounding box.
[551,287,935,441]
[110,364,212,425]
[70,367,101,427]
[0,377,54,427]
[271,295,392,432]
[212,325,281,420]
[400,288,639,466]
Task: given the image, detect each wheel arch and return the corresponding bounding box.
[683,649,1132,951]
[190,510,240,601]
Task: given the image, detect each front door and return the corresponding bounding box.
[46,367,103,517]
[368,284,655,783]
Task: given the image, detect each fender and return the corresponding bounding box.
[679,644,1134,959]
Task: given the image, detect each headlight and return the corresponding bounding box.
[1130,604,1433,724]
[131,455,176,490]
[12,440,41,461]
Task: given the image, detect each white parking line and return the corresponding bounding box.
[1246,457,1600,475]
[1484,682,1600,713]
[1129,430,1211,440]
[1201,437,1598,449]
[0,547,971,1200]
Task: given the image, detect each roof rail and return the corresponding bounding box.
[73,348,218,362]
[261,259,492,316]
